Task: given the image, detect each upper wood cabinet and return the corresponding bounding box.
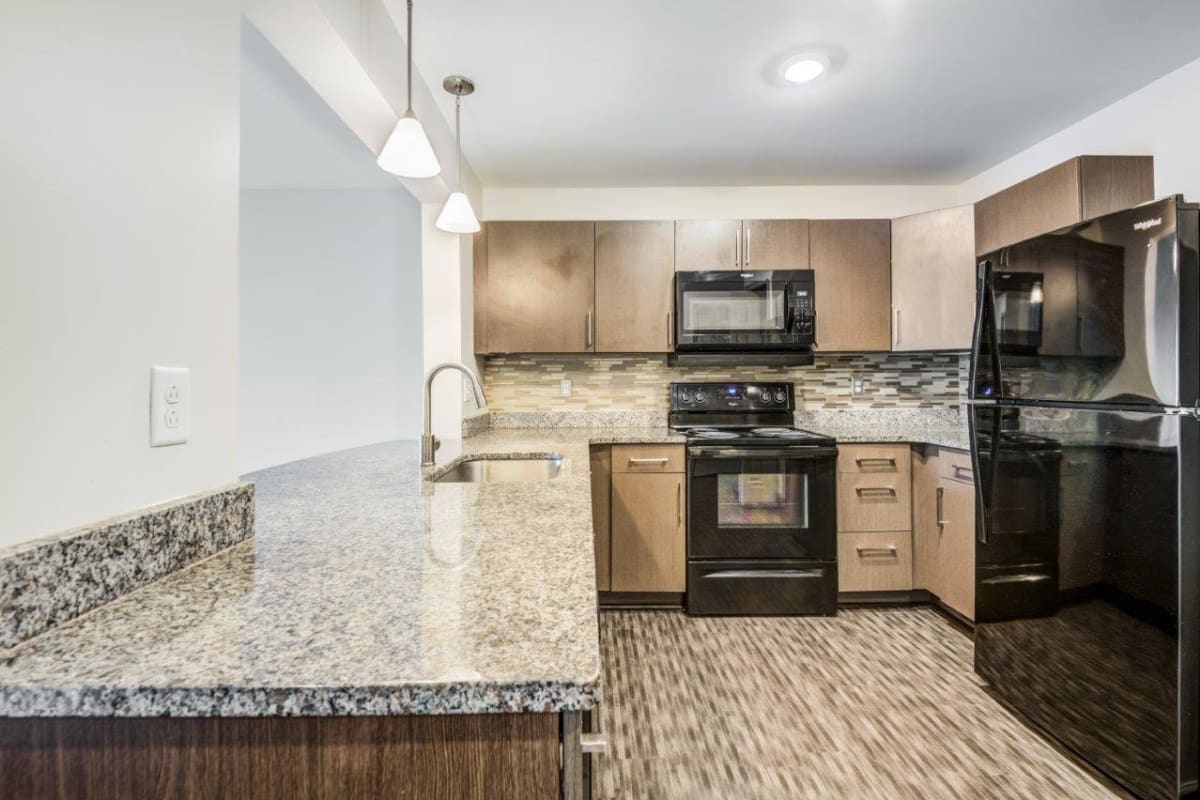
[810,219,892,352]
[472,224,489,354]
[742,219,810,269]
[973,155,1154,256]
[675,219,810,271]
[674,219,740,270]
[595,221,675,352]
[890,205,975,352]
[485,221,595,353]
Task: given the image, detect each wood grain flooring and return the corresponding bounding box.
[595,607,1125,800]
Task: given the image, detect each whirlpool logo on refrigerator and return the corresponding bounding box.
[1133,217,1163,231]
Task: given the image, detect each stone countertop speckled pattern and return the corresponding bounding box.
[0,430,679,718]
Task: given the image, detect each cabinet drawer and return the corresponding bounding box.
[837,444,911,475]
[612,444,684,473]
[838,532,913,592]
[939,449,975,485]
[838,473,912,532]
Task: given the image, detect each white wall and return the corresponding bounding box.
[0,0,240,548]
[954,55,1200,204]
[238,189,422,473]
[483,184,958,221]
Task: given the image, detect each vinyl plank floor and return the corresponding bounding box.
[594,607,1125,800]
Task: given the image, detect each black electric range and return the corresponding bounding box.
[670,382,839,616]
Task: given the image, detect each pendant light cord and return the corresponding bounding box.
[405,0,414,115]
[455,93,462,191]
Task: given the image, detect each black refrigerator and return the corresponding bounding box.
[970,196,1199,800]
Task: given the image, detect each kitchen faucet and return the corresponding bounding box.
[422,361,487,466]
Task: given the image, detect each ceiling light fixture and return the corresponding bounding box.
[377,0,441,178]
[783,57,827,84]
[782,57,830,84]
[435,75,480,234]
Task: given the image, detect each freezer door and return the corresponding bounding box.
[973,405,1194,799]
[972,198,1199,408]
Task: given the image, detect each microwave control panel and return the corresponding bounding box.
[793,290,815,335]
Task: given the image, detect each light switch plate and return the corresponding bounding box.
[150,366,190,446]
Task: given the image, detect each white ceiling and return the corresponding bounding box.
[240,20,403,191]
[406,0,1200,188]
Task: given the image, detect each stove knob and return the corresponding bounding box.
[680,393,692,405]
[757,387,770,402]
[694,390,707,404]
[774,390,787,403]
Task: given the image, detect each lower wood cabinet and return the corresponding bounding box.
[593,444,686,596]
[837,444,913,593]
[911,445,976,621]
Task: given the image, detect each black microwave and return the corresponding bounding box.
[674,270,816,352]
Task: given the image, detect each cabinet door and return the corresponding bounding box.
[810,219,892,352]
[486,221,595,353]
[937,478,975,621]
[911,446,940,594]
[974,156,1154,256]
[742,220,809,270]
[610,472,685,592]
[472,224,489,353]
[890,206,975,351]
[595,221,674,352]
[675,220,740,271]
[590,446,611,592]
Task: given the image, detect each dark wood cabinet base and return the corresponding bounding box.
[0,713,561,800]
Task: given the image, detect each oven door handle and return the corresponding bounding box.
[688,446,838,460]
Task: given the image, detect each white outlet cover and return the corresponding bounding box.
[150,366,190,446]
[560,378,572,398]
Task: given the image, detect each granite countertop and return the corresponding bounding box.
[0,428,679,718]
[796,409,970,450]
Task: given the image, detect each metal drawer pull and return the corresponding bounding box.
[855,457,897,466]
[855,486,897,496]
[981,573,1051,585]
[580,732,608,754]
[856,545,898,556]
[585,310,594,348]
[628,457,669,465]
[706,569,824,579]
[936,486,946,527]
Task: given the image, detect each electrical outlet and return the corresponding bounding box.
[850,375,866,396]
[150,366,190,446]
[560,378,572,398]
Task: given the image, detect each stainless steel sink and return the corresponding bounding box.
[433,455,564,483]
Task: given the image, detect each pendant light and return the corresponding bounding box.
[377,0,441,178]
[436,75,481,234]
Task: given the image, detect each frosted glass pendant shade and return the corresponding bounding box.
[377,115,441,178]
[436,191,480,234]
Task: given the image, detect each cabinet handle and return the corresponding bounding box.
[894,308,901,347]
[855,457,897,467]
[585,310,594,348]
[667,311,673,350]
[628,457,669,465]
[733,225,740,267]
[856,545,898,556]
[855,486,897,496]
[952,464,973,480]
[936,486,946,527]
[676,482,682,527]
[744,225,751,266]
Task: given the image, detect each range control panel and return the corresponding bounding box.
[670,382,794,412]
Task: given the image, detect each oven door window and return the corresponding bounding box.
[681,289,786,333]
[717,473,808,528]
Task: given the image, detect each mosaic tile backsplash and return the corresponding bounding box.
[483,353,969,413]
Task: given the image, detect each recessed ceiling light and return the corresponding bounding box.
[783,58,826,84]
